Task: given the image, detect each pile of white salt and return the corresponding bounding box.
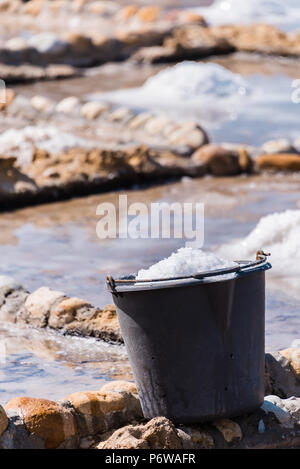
[136,247,237,281]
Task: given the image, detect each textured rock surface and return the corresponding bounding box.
[192,144,250,176]
[97,417,183,449]
[5,397,76,449]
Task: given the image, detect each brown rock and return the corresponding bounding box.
[256,154,300,172]
[213,419,242,443]
[65,391,126,416]
[22,287,66,328]
[0,405,8,437]
[137,6,161,23]
[5,397,76,449]
[192,144,241,176]
[64,33,93,52]
[238,147,253,173]
[98,417,183,449]
[190,428,214,448]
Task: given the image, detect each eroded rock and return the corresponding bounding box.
[97,417,183,449]
[5,397,76,449]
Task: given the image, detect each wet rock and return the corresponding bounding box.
[261,139,296,155]
[256,153,300,172]
[30,95,55,113]
[97,417,183,449]
[192,144,241,176]
[21,286,66,328]
[5,397,76,449]
[56,96,80,114]
[212,419,242,443]
[0,406,8,437]
[80,101,110,120]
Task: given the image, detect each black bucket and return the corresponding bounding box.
[107,254,271,423]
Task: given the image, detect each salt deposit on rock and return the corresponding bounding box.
[136,247,237,280]
[192,0,300,31]
[0,126,94,165]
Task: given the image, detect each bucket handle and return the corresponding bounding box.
[106,250,270,291]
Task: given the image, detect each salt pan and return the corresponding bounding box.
[136,247,237,280]
[191,0,300,32]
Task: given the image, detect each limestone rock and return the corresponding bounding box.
[213,419,242,443]
[22,286,66,328]
[80,101,110,120]
[98,417,183,449]
[256,153,300,172]
[0,406,8,437]
[5,397,76,449]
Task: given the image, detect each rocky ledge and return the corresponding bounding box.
[0,276,122,343]
[1,98,300,211]
[2,370,300,449]
[2,275,300,448]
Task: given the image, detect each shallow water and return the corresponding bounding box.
[0,174,300,385]
[2,37,300,405]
